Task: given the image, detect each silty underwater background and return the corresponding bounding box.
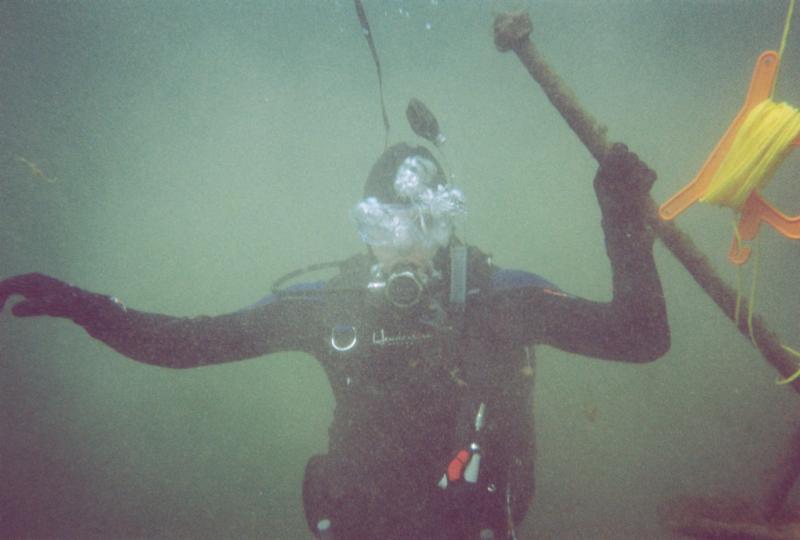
[1,0,800,538]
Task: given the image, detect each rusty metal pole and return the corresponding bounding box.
[493,10,800,394]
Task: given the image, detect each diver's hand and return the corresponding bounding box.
[594,143,656,221]
[0,273,91,319]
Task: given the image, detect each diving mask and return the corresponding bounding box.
[352,155,465,250]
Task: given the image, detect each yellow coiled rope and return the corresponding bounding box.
[773,0,800,385]
[700,99,800,210]
[697,0,800,385]
[701,0,798,212]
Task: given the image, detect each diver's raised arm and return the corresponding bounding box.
[591,143,669,360]
[0,272,317,368]
[490,144,670,362]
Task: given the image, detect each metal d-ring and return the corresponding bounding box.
[331,324,357,352]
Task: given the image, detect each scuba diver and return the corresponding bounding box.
[0,130,669,538]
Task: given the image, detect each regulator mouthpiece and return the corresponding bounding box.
[385,264,427,309]
[368,262,431,310]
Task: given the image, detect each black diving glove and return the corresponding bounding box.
[593,142,656,228]
[0,273,108,322]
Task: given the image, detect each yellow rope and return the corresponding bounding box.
[700,100,800,209]
[746,236,760,345]
[732,230,800,386]
[700,0,799,210]
[711,0,800,385]
[733,231,800,387]
[774,0,796,96]
[778,345,800,384]
[732,228,760,342]
[773,0,800,385]
[732,216,746,325]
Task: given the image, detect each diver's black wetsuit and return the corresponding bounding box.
[0,144,670,539]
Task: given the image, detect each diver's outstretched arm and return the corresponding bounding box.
[0,273,316,367]
[0,273,93,319]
